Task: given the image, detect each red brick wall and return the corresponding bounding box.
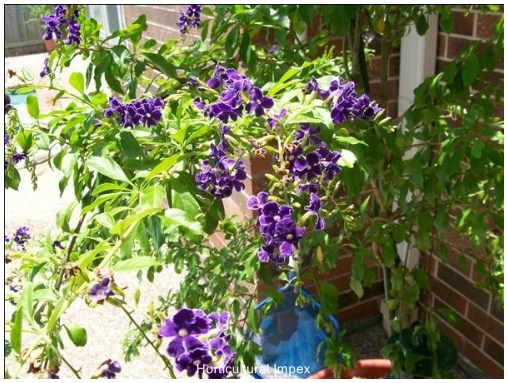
[430,8,504,378]
[123,5,200,43]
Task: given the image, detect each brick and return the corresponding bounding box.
[247,155,273,178]
[367,56,382,79]
[446,36,478,59]
[389,54,400,78]
[209,231,226,249]
[437,33,447,57]
[431,277,467,314]
[463,340,504,378]
[483,336,504,365]
[445,248,473,277]
[338,280,384,307]
[467,303,503,341]
[386,101,398,118]
[476,13,502,39]
[489,298,504,322]
[437,263,489,309]
[451,10,475,36]
[337,297,381,325]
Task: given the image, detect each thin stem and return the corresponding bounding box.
[55,214,87,291]
[60,354,81,378]
[120,304,177,379]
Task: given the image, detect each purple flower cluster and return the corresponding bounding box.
[195,126,246,199]
[12,227,31,250]
[103,97,164,128]
[305,76,383,124]
[99,360,121,379]
[177,5,202,35]
[247,192,306,263]
[194,66,274,123]
[159,308,234,378]
[41,5,81,45]
[279,125,342,184]
[89,271,115,304]
[40,58,51,78]
[3,131,28,170]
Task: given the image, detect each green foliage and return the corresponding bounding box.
[4,4,503,380]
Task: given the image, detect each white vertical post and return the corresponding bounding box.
[395,13,439,269]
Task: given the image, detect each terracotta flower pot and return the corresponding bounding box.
[44,39,57,53]
[307,359,393,379]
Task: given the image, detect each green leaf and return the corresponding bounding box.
[145,155,179,181]
[471,140,484,159]
[350,277,364,298]
[337,149,357,168]
[163,208,203,234]
[462,53,479,86]
[105,66,124,94]
[86,155,131,184]
[416,14,429,35]
[138,185,166,210]
[110,207,159,235]
[10,308,22,354]
[142,52,177,77]
[264,289,284,304]
[26,95,39,119]
[69,72,85,94]
[334,135,367,146]
[439,11,453,34]
[16,131,33,152]
[436,307,461,326]
[112,256,160,272]
[20,283,34,323]
[118,131,145,160]
[64,324,87,347]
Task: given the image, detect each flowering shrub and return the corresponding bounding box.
[4,4,503,379]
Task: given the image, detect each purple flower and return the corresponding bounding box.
[64,16,81,45]
[99,360,121,379]
[248,193,305,264]
[52,240,64,250]
[196,126,246,199]
[13,227,30,250]
[12,152,27,164]
[294,123,322,146]
[318,144,342,180]
[176,347,212,377]
[268,44,279,55]
[267,108,287,129]
[177,5,202,35]
[246,87,274,117]
[196,66,273,122]
[298,183,320,194]
[305,193,325,231]
[5,235,10,243]
[89,277,114,304]
[160,308,235,378]
[41,5,67,41]
[40,57,51,78]
[103,97,164,128]
[159,308,210,358]
[4,134,10,146]
[41,5,81,45]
